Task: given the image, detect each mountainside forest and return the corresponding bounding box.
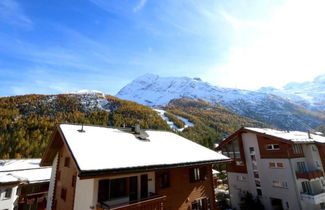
[0,93,267,159]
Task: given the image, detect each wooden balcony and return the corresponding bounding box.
[296,170,324,180]
[97,195,166,210]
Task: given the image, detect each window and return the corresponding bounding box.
[98,178,128,202]
[297,162,307,173]
[4,188,12,199]
[269,162,284,168]
[321,179,325,187]
[60,188,67,201]
[254,171,259,179]
[189,167,207,183]
[320,202,325,209]
[293,144,303,154]
[272,181,288,189]
[237,175,247,182]
[252,161,257,170]
[233,140,240,158]
[302,181,312,194]
[72,175,76,187]
[64,157,70,167]
[257,189,262,196]
[255,180,261,187]
[157,172,170,188]
[250,155,256,161]
[276,162,284,168]
[316,161,321,168]
[191,197,211,210]
[98,179,110,202]
[110,178,127,199]
[221,138,242,159]
[266,144,280,150]
[312,145,317,152]
[249,147,255,154]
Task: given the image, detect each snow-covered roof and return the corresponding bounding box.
[58,124,229,174]
[244,127,325,144]
[0,159,51,184]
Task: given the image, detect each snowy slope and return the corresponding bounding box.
[154,109,194,132]
[258,74,325,111]
[116,74,325,131]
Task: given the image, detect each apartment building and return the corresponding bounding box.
[0,159,51,210]
[217,127,325,210]
[40,124,230,210]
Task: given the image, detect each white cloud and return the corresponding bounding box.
[133,0,148,12]
[0,0,32,28]
[204,0,325,90]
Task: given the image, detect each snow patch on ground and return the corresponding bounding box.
[154,109,194,132]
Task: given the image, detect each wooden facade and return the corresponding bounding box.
[52,141,78,210]
[257,135,304,159]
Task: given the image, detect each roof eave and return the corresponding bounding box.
[78,159,230,179]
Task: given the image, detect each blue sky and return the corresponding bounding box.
[0,0,324,96]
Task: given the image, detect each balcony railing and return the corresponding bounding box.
[301,191,325,204]
[296,170,324,180]
[96,195,166,210]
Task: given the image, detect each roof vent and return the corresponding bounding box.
[132,123,141,134]
[78,124,86,133]
[307,130,312,139]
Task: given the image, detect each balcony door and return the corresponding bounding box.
[302,181,312,194]
[140,174,148,199]
[297,162,307,173]
[129,176,138,202]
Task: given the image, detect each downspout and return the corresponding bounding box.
[287,149,303,210]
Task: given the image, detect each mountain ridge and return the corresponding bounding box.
[116,74,325,131]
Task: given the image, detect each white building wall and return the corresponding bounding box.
[227,132,325,210]
[74,178,96,210]
[0,185,18,210]
[238,133,301,210]
[46,154,58,210]
[227,172,249,210]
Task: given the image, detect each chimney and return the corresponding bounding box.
[78,124,85,133]
[134,123,141,134]
[308,130,312,139]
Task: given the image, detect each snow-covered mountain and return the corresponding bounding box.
[258,74,325,112]
[116,74,325,131]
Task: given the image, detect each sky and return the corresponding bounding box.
[0,0,324,96]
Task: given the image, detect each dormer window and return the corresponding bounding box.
[266,144,280,150]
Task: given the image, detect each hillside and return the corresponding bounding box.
[164,98,268,146]
[316,124,325,135]
[0,92,268,159]
[0,93,170,158]
[116,74,325,131]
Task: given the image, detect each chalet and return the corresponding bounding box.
[40,124,230,210]
[0,159,51,210]
[217,127,325,210]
